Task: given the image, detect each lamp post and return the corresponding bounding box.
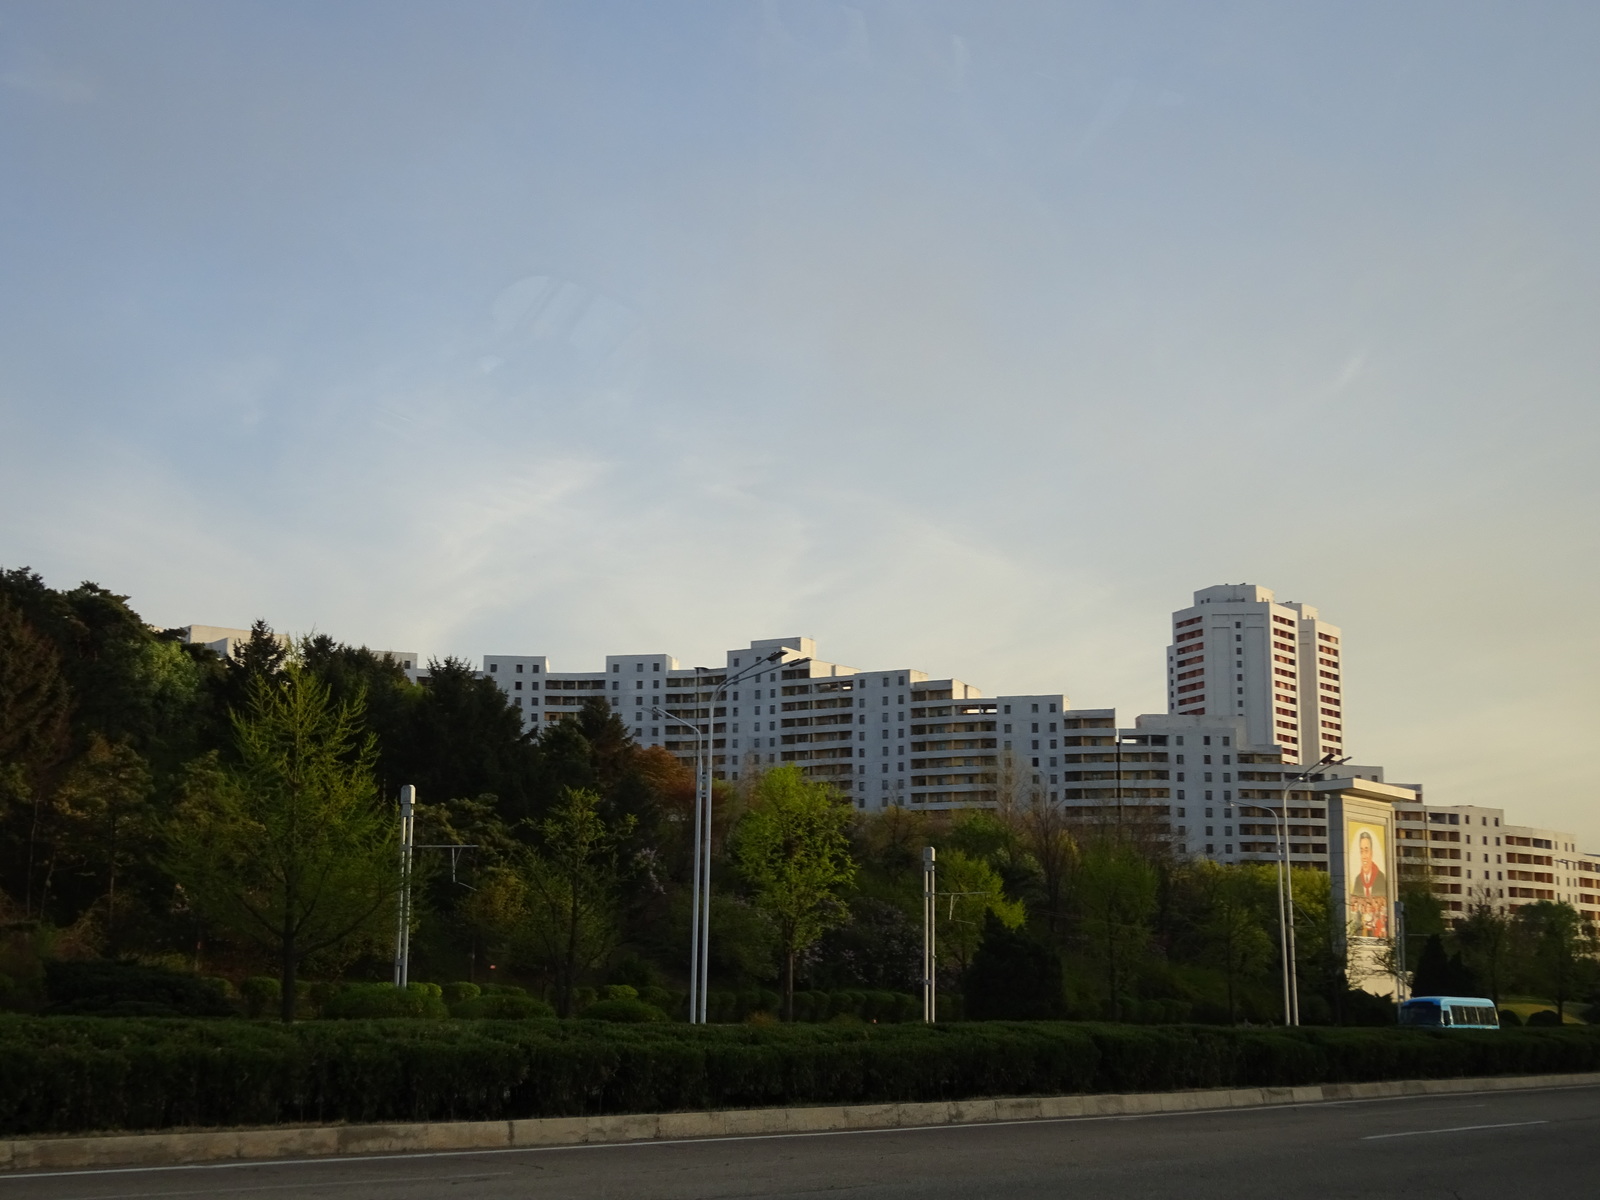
[922,846,937,1022]
[655,649,806,1023]
[1236,751,1343,1026]
[394,785,416,987]
[652,704,710,1023]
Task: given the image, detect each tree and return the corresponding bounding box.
[50,734,153,955]
[965,911,1065,1020]
[392,657,538,822]
[1454,904,1512,1004]
[1410,933,1481,997]
[166,665,397,1021]
[1516,902,1593,1020]
[1015,798,1077,942]
[732,766,857,1020]
[509,787,634,1016]
[930,848,1025,979]
[1192,861,1276,1023]
[1074,837,1158,1020]
[0,594,73,916]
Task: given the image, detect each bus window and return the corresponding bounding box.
[1399,1000,1441,1027]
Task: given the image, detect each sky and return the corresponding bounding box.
[2,2,1598,842]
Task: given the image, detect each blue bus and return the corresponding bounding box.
[1398,996,1500,1029]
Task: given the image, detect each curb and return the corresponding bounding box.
[5,1071,1598,1174]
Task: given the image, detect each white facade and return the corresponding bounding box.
[177,624,264,659]
[1167,584,1345,763]
[179,625,420,680]
[481,636,1081,811]
[1394,802,1600,923]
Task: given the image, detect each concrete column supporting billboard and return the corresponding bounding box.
[1327,788,1399,997]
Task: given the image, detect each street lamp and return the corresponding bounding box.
[922,846,936,1023]
[654,648,808,1023]
[1228,752,1344,1024]
[1239,751,1344,1026]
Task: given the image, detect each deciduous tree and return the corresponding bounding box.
[733,766,857,1020]
[166,665,397,1020]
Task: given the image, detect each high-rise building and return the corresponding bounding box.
[1166,584,1345,762]
[481,636,1070,811]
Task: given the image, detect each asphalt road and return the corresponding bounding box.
[6,1084,1599,1200]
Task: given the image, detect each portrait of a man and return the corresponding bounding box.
[1345,821,1390,940]
[1351,830,1386,899]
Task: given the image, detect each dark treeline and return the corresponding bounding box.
[2,568,1594,1025]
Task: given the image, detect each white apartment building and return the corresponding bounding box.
[1167,584,1345,763]
[481,636,1083,811]
[1394,803,1600,923]
[178,625,422,681]
[1050,708,1413,873]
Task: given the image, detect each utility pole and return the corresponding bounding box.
[1395,900,1409,1003]
[393,784,416,987]
[391,785,478,990]
[922,846,937,1023]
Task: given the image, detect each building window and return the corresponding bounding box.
[489,663,498,673]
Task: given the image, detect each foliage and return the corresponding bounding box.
[164,665,398,1020]
[321,983,449,1020]
[2,1015,1600,1135]
[42,960,233,1018]
[466,787,634,1016]
[579,997,669,1022]
[1187,861,1276,1023]
[1411,934,1482,997]
[930,849,1024,981]
[733,767,857,1020]
[1514,902,1596,1020]
[965,912,1065,1020]
[1073,837,1159,1020]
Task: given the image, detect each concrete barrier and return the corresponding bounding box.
[3,1071,1597,1173]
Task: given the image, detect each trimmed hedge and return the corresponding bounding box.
[0,1016,1596,1136]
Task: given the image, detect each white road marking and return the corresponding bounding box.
[1362,1120,1548,1140]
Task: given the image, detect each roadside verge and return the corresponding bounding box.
[6,1071,1599,1173]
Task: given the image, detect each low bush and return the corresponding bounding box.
[451,993,555,1020]
[1525,1009,1562,1027]
[705,989,918,1024]
[441,983,480,1008]
[579,998,668,1023]
[0,1016,1597,1137]
[43,961,234,1019]
[320,984,448,1021]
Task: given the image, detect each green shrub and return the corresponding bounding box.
[1498,1009,1523,1027]
[2,1016,1597,1136]
[321,984,448,1020]
[580,998,668,1023]
[1526,1009,1562,1027]
[43,961,234,1018]
[452,993,555,1019]
[442,982,482,1008]
[240,977,280,1018]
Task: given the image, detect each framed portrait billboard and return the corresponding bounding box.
[1344,819,1390,940]
[1325,784,1400,996]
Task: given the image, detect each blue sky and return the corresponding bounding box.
[2,2,1598,840]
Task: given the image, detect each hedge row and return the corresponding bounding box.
[2,1016,1596,1136]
